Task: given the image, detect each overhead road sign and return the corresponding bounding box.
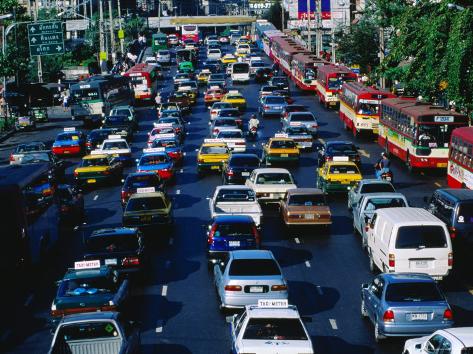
[28,21,64,57]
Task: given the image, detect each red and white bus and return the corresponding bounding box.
[124,63,159,102]
[378,97,469,172]
[315,65,357,109]
[447,127,473,188]
[181,24,199,43]
[270,36,307,76]
[291,53,328,92]
[339,82,396,137]
[262,30,285,58]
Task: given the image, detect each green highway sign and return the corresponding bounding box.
[28,21,64,56]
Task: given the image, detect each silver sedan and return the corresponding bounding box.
[213,250,288,310]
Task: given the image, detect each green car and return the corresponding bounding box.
[152,32,167,54]
[122,190,173,234]
[50,262,130,323]
[179,61,194,72]
[31,107,48,122]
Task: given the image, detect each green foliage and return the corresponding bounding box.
[262,0,287,31]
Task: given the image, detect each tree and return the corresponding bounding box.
[262,0,287,31]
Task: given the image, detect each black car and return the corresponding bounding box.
[18,150,66,183]
[317,140,361,167]
[121,172,165,207]
[101,115,133,141]
[222,153,261,184]
[255,68,273,83]
[56,184,84,224]
[86,128,114,153]
[83,227,146,276]
[269,76,290,92]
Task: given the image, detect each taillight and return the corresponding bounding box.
[122,257,140,266]
[271,285,287,291]
[448,227,456,239]
[211,110,216,115]
[224,285,242,291]
[312,124,318,128]
[86,142,91,147]
[175,127,181,133]
[263,105,270,110]
[383,310,394,322]
[226,169,234,176]
[448,252,453,267]
[388,254,395,268]
[213,128,219,134]
[252,225,261,246]
[103,170,111,175]
[9,154,14,161]
[207,224,217,244]
[73,170,78,177]
[443,308,453,320]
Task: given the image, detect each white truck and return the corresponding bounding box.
[209,185,262,228]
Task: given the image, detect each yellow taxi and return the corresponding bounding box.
[197,69,211,85]
[73,154,123,186]
[177,86,197,105]
[204,86,225,106]
[262,135,300,165]
[316,156,362,194]
[197,139,230,176]
[221,90,247,111]
[221,54,237,65]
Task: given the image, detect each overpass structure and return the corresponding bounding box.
[147,15,257,29]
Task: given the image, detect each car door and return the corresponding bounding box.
[365,276,383,323]
[214,258,227,298]
[353,196,365,230]
[423,334,450,354]
[231,311,247,352]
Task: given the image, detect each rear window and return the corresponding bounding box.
[243,318,307,340]
[16,144,44,153]
[270,140,296,149]
[218,131,243,139]
[266,97,285,104]
[256,173,293,184]
[215,119,237,127]
[395,225,448,249]
[288,194,326,206]
[215,223,254,236]
[385,282,444,302]
[103,141,128,150]
[219,110,239,117]
[361,183,395,194]
[125,174,160,188]
[364,198,406,211]
[126,196,166,211]
[291,113,315,122]
[229,259,280,276]
[457,203,473,223]
[201,146,228,154]
[87,235,139,253]
[329,165,359,174]
[230,156,260,166]
[57,321,119,341]
[216,189,256,202]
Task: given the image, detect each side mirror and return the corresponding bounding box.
[364,216,370,225]
[208,106,211,110]
[208,122,211,126]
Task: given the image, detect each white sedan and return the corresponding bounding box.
[403,328,473,354]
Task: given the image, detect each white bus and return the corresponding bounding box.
[230,62,250,84]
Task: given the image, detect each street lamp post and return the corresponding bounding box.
[0,13,13,120]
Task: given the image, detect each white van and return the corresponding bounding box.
[230,62,250,84]
[366,207,452,280]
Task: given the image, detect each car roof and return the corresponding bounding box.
[253,167,291,174]
[287,188,324,196]
[442,328,473,346]
[436,188,473,202]
[128,191,166,199]
[214,214,254,223]
[90,227,139,238]
[230,249,273,260]
[382,273,436,283]
[375,207,442,223]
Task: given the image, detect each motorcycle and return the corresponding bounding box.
[247,126,258,141]
[375,161,394,182]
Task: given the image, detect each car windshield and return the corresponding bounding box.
[112,109,130,117]
[292,114,315,122]
[360,183,395,193]
[81,158,109,167]
[59,276,116,297]
[271,140,296,149]
[87,235,139,253]
[266,97,285,104]
[201,146,228,154]
[140,155,168,165]
[231,156,259,167]
[57,321,119,341]
[229,259,280,276]
[126,196,166,211]
[329,165,359,174]
[57,133,80,141]
[216,189,256,202]
[385,282,444,302]
[16,144,44,153]
[20,153,50,164]
[364,198,406,211]
[125,174,160,188]
[152,139,178,148]
[395,226,447,249]
[243,318,307,340]
[218,131,243,139]
[256,173,293,184]
[288,194,326,206]
[103,141,128,150]
[457,203,473,223]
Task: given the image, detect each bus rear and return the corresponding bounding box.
[448,127,473,188]
[70,82,104,124]
[181,25,199,43]
[231,63,250,84]
[316,67,357,109]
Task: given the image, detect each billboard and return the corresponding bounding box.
[249,0,276,15]
[297,0,330,20]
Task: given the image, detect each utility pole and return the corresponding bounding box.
[117,0,124,54]
[316,0,322,55]
[34,0,42,82]
[281,1,284,32]
[379,26,385,88]
[89,0,93,20]
[158,0,161,32]
[99,0,105,72]
[108,0,115,63]
[307,0,311,52]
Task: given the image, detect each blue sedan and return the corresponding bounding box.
[361,273,453,342]
[137,150,175,182]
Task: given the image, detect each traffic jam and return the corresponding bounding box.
[3,21,473,354]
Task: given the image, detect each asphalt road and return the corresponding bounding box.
[3,46,473,354]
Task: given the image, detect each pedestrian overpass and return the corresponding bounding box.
[147,15,257,29]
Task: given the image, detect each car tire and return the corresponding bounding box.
[361,233,368,250]
[374,322,384,342]
[361,298,368,318]
[369,251,377,274]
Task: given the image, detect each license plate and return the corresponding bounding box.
[64,150,70,154]
[241,172,250,176]
[211,165,220,170]
[249,286,264,293]
[305,214,315,219]
[87,179,96,183]
[281,154,288,157]
[414,260,428,268]
[229,241,240,247]
[274,106,282,109]
[105,258,117,265]
[385,176,392,181]
[437,162,447,168]
[410,313,428,321]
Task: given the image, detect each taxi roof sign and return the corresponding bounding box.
[204,138,225,143]
[153,123,174,128]
[227,90,240,94]
[274,133,289,138]
[143,147,166,153]
[74,260,101,270]
[257,299,289,308]
[333,156,350,162]
[137,187,155,194]
[64,127,76,132]
[154,133,176,139]
[107,135,122,140]
[289,121,302,126]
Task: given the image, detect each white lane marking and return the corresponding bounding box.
[155,326,163,333]
[73,226,79,231]
[195,148,199,151]
[186,132,189,135]
[161,285,168,297]
[329,319,338,330]
[93,195,99,200]
[165,260,171,269]
[187,122,191,125]
[316,286,323,296]
[253,144,256,147]
[305,260,311,268]
[180,169,184,173]
[176,190,181,195]
[294,237,300,244]
[183,152,187,156]
[169,238,174,245]
[359,149,370,158]
[24,294,34,307]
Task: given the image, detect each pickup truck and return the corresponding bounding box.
[352,192,408,248]
[209,185,262,228]
[92,137,133,166]
[48,312,140,354]
[245,168,297,204]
